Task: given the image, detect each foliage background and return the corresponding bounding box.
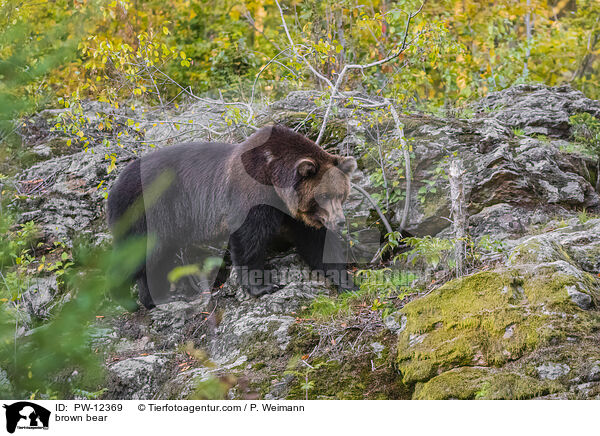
[2,0,599,121]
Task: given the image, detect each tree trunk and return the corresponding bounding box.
[448,159,467,277]
[596,158,600,193]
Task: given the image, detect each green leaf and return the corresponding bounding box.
[167,264,200,283]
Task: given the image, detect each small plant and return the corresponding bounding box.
[306,268,416,321]
[458,107,475,119]
[285,357,327,400]
[578,209,591,224]
[396,235,455,270]
[512,127,526,137]
[417,179,438,204]
[533,134,550,143]
[576,208,600,224]
[369,168,405,208]
[472,235,505,256]
[0,220,39,270]
[188,376,234,400]
[570,113,600,147]
[384,232,506,275]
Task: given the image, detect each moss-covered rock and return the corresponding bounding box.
[413,367,561,400]
[285,328,409,400]
[397,264,600,399]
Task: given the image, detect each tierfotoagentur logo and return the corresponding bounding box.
[2,402,50,434]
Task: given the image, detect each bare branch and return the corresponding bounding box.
[385,99,412,231]
[314,1,426,145]
[351,183,393,235]
[341,95,412,234]
[274,0,334,90]
[249,47,295,114]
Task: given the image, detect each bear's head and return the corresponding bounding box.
[292,155,356,231]
[241,125,357,232]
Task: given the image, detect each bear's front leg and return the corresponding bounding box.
[291,221,358,293]
[228,205,284,297]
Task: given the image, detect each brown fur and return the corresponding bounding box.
[234,125,355,229]
[107,124,357,309]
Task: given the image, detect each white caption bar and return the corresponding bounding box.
[0,400,595,436]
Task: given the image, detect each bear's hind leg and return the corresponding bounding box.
[136,269,155,310]
[145,244,180,306]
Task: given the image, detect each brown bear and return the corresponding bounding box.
[107,125,357,309]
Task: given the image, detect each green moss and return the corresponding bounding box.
[414,367,561,400]
[508,238,572,265]
[285,356,409,400]
[397,267,600,390]
[286,323,320,356]
[242,321,288,362]
[284,324,409,399]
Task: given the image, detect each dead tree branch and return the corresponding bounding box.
[274,0,335,90]
[314,0,427,145]
[351,183,393,235]
[448,159,466,277]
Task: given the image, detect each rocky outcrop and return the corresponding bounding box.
[396,218,600,399]
[102,257,333,400]
[6,84,600,400]
[472,84,600,138]
[13,84,600,246]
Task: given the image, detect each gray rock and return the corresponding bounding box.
[143,101,230,145]
[158,355,247,400]
[88,327,117,349]
[467,203,544,240]
[264,374,295,400]
[370,342,385,358]
[408,333,427,347]
[508,218,600,276]
[148,297,212,348]
[392,111,599,236]
[208,279,329,364]
[20,276,59,319]
[16,149,130,244]
[570,381,600,398]
[587,361,600,382]
[31,144,52,159]
[566,285,593,310]
[107,354,170,399]
[472,84,600,138]
[536,362,571,380]
[269,90,322,112]
[383,313,405,334]
[503,324,516,339]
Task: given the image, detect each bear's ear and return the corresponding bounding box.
[295,158,317,178]
[338,156,357,175]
